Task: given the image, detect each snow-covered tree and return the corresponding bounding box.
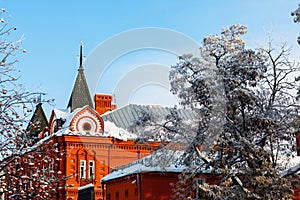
[0,8,58,199]
[136,24,300,199]
[171,24,300,199]
[2,138,62,199]
[291,2,300,44]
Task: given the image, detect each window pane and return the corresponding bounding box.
[80,160,86,179]
[89,160,95,179]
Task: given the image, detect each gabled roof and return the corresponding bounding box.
[101,104,197,131]
[67,42,93,112]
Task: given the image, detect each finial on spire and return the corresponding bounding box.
[79,41,83,68]
[34,92,46,104]
[37,93,42,104]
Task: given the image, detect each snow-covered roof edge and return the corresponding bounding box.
[101,149,189,183]
[78,183,94,191]
[101,163,186,183]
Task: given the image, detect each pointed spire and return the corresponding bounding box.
[67,42,94,112]
[79,41,83,68]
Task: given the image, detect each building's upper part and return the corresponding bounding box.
[41,103,196,141]
[48,105,104,136]
[67,42,94,112]
[40,105,136,140]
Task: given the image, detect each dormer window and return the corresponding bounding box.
[51,120,58,133]
[51,118,66,133]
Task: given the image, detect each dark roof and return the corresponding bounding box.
[27,103,48,144]
[67,43,94,112]
[101,104,197,131]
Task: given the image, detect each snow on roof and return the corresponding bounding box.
[103,120,137,141]
[48,108,75,137]
[101,163,183,183]
[53,108,70,119]
[53,108,81,128]
[101,149,189,183]
[78,183,94,191]
[101,162,186,183]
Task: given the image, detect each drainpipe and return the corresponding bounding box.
[137,150,140,160]
[107,144,111,174]
[137,173,142,200]
[101,182,105,200]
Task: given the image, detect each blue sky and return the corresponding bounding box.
[0,0,299,116]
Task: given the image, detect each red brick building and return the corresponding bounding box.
[100,153,221,200]
[17,43,195,200]
[33,43,164,199]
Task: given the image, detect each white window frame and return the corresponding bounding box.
[80,160,86,179]
[89,160,95,179]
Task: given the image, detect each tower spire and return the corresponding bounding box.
[79,41,83,68]
[67,42,94,112]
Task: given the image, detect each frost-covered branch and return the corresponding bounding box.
[283,163,300,177]
[0,9,59,199]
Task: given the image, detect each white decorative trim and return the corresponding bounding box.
[73,109,103,135]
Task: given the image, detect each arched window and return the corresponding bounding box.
[77,149,96,180]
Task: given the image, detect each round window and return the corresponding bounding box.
[82,122,92,131]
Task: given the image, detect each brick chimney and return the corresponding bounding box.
[94,94,116,115]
